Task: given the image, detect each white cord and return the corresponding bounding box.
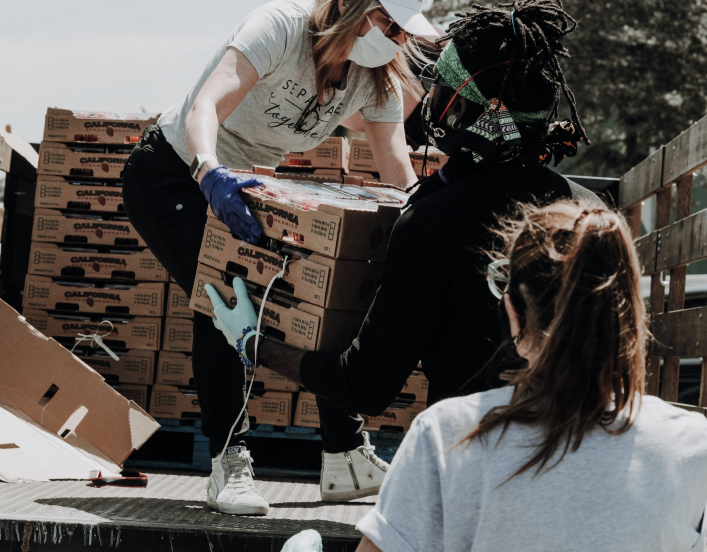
[71,320,120,361]
[217,255,291,462]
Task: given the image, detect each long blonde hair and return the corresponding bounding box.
[310,0,424,107]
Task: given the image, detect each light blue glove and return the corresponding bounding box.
[200,166,264,244]
[281,530,322,552]
[205,278,260,366]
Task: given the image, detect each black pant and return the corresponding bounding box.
[122,126,363,456]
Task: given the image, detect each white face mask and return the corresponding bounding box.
[348,16,404,68]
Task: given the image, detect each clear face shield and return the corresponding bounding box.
[487,259,510,300]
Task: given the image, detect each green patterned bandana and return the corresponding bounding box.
[428,41,549,165]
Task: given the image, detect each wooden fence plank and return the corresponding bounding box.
[663,115,707,186]
[618,147,665,209]
[650,307,707,358]
[655,210,707,271]
[646,187,672,396]
[660,175,693,402]
[635,232,658,275]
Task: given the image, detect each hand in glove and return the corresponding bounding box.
[205,277,260,366]
[200,166,263,244]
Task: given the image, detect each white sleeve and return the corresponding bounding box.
[228,6,297,79]
[360,77,405,123]
[356,415,444,552]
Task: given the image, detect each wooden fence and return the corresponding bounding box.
[619,115,707,413]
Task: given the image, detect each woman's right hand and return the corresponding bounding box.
[199,166,264,244]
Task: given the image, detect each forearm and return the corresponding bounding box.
[247,337,306,386]
[186,101,221,183]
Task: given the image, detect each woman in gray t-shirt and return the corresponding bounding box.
[356,201,707,552]
[122,0,438,516]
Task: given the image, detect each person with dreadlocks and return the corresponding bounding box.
[206,0,605,502]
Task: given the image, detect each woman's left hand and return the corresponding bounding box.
[205,278,258,352]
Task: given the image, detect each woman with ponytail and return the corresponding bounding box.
[354,201,707,552]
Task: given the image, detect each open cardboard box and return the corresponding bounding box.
[199,217,382,311]
[43,107,158,145]
[156,351,194,386]
[36,175,125,212]
[23,276,166,317]
[39,143,130,180]
[77,349,156,386]
[29,242,167,282]
[0,300,159,482]
[191,264,365,351]
[23,309,162,351]
[279,137,349,171]
[32,208,147,247]
[217,167,401,261]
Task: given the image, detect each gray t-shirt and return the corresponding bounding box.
[158,0,403,170]
[358,388,707,552]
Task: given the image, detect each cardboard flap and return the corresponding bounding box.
[0,300,160,465]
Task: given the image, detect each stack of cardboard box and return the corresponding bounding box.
[278,136,350,181]
[349,138,449,181]
[184,165,427,432]
[24,108,164,412]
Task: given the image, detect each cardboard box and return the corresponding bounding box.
[199,219,382,311]
[43,108,158,145]
[280,137,349,171]
[23,309,162,351]
[23,276,166,317]
[247,391,293,426]
[349,139,378,173]
[212,172,401,262]
[163,317,194,353]
[191,265,365,351]
[248,367,299,393]
[293,391,320,428]
[111,383,149,411]
[149,384,200,419]
[156,351,194,387]
[0,299,159,481]
[77,349,156,385]
[363,401,426,433]
[349,139,449,177]
[35,175,125,212]
[32,208,147,247]
[400,371,429,404]
[39,142,130,180]
[409,150,449,177]
[166,283,193,318]
[28,242,167,282]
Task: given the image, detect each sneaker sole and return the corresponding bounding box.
[207,496,269,516]
[320,485,381,502]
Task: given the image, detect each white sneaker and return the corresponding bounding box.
[320,432,389,502]
[206,444,269,515]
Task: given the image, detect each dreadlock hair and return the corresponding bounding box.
[407,0,588,205]
[441,0,587,142]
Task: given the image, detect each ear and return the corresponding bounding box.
[504,293,522,339]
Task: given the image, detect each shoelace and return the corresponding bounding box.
[223,453,257,491]
[360,444,389,472]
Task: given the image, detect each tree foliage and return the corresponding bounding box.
[425,0,707,177]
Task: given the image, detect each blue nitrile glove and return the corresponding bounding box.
[205,278,260,365]
[281,530,322,552]
[200,166,263,244]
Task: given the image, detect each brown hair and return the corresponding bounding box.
[466,200,648,478]
[309,0,423,107]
